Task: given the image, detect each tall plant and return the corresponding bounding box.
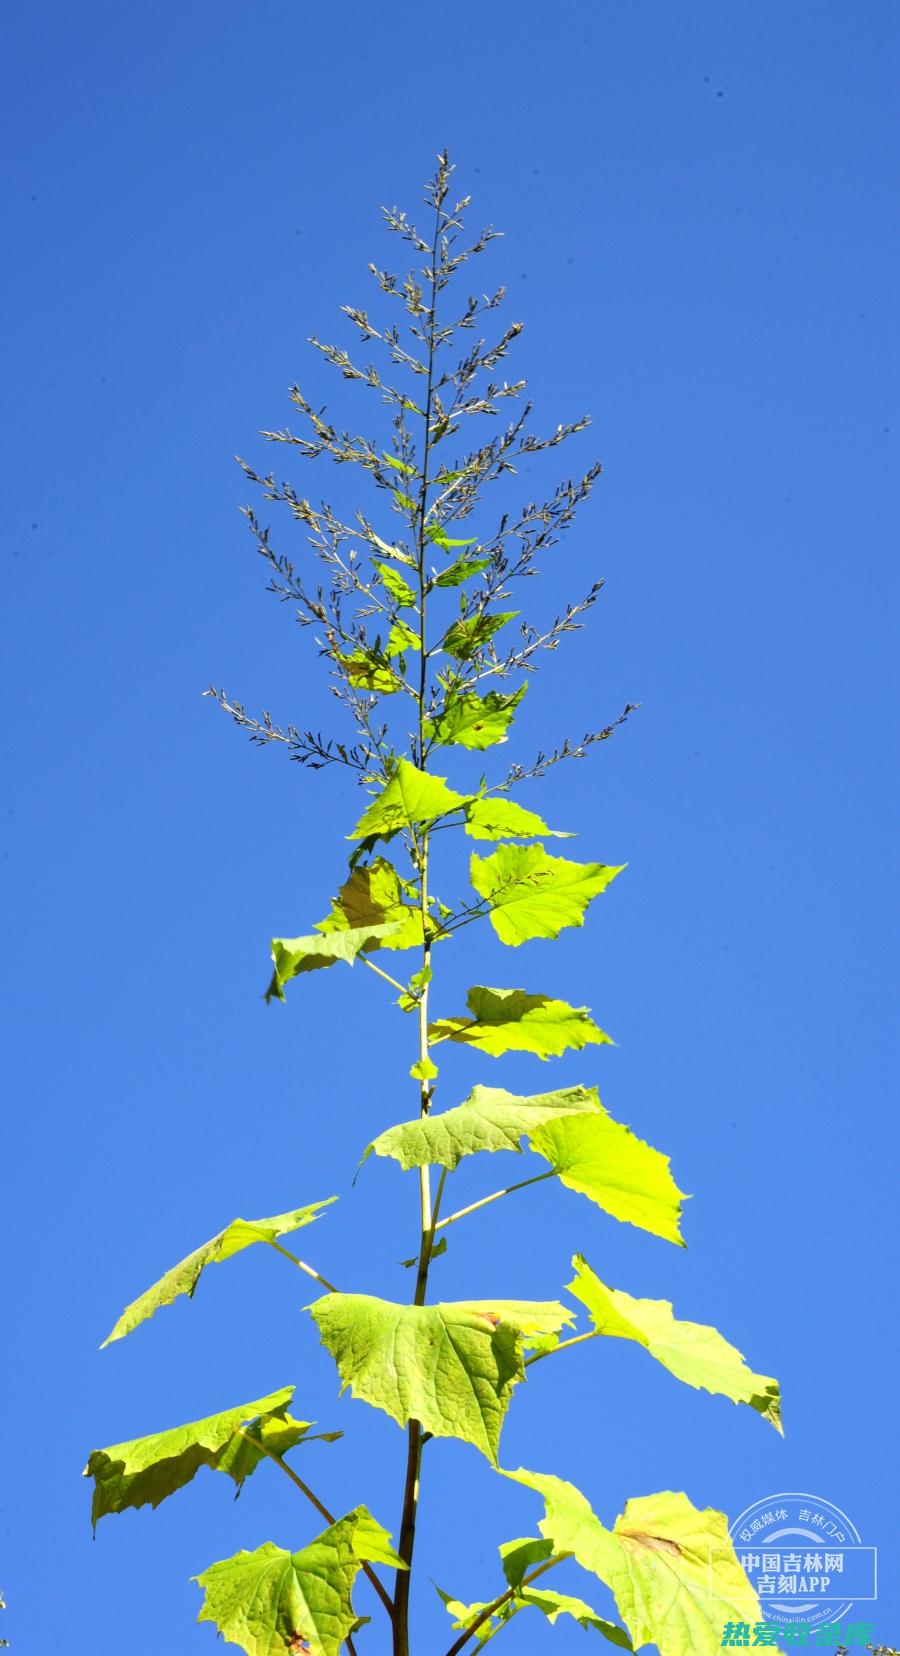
[86,154,782,1656]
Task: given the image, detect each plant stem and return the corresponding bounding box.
[440,1555,568,1656]
[268,1239,340,1295]
[434,1170,555,1230]
[362,957,409,996]
[393,163,446,1656]
[523,1328,600,1367]
[236,1430,394,1622]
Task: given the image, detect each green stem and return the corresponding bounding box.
[434,1170,555,1231]
[524,1329,600,1367]
[361,957,410,996]
[236,1430,394,1624]
[268,1240,340,1295]
[440,1555,569,1656]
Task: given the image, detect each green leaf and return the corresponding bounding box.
[471,846,624,945]
[442,611,517,661]
[385,618,421,657]
[425,525,477,550]
[102,1202,335,1346]
[463,797,572,841]
[84,1387,334,1527]
[383,453,416,476]
[507,1471,769,1656]
[310,1295,571,1464]
[429,986,613,1060]
[347,1507,407,1570]
[432,556,492,587]
[364,1084,599,1171]
[567,1256,781,1429]
[373,561,416,608]
[349,758,467,840]
[316,857,424,955]
[529,1111,686,1244]
[437,1538,632,1648]
[338,648,401,694]
[409,1056,438,1081]
[266,923,404,1001]
[393,488,417,512]
[195,1513,366,1656]
[426,686,526,750]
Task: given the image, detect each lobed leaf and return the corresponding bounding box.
[363,1083,599,1171]
[84,1387,337,1528]
[506,1471,774,1656]
[470,845,624,944]
[463,797,572,841]
[567,1256,781,1429]
[349,758,467,839]
[529,1111,686,1244]
[429,985,613,1059]
[266,923,404,1001]
[309,1294,571,1464]
[426,685,526,750]
[195,1512,369,1656]
[102,1202,335,1346]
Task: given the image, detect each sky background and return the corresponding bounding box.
[2,3,898,1652]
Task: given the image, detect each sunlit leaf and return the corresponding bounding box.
[506,1471,770,1656]
[442,612,517,661]
[426,686,526,750]
[529,1112,685,1243]
[364,1084,599,1171]
[316,857,423,954]
[373,561,416,608]
[349,758,467,839]
[429,986,612,1060]
[195,1512,369,1656]
[432,556,492,587]
[338,648,402,694]
[310,1294,571,1464]
[84,1387,336,1527]
[463,798,572,840]
[470,846,623,944]
[103,1202,335,1346]
[567,1256,781,1429]
[266,923,404,1001]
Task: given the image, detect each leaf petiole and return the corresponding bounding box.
[434,1170,555,1230]
[268,1240,340,1295]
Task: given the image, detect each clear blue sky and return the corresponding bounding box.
[3,3,898,1652]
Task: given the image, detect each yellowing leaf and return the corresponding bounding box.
[426,686,526,750]
[349,758,467,839]
[429,986,613,1060]
[316,857,424,954]
[102,1202,335,1346]
[463,798,572,841]
[310,1294,571,1464]
[337,648,401,694]
[84,1387,335,1527]
[568,1256,781,1429]
[470,846,624,945]
[507,1471,774,1656]
[529,1111,686,1244]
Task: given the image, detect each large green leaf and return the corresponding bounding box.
[103,1202,335,1346]
[316,857,424,954]
[310,1294,571,1464]
[84,1387,336,1527]
[364,1083,599,1171]
[349,758,467,839]
[567,1256,781,1430]
[507,1471,772,1656]
[463,798,572,841]
[195,1512,367,1656]
[442,611,517,661]
[265,923,404,1001]
[529,1111,686,1244]
[426,686,526,750]
[429,986,612,1059]
[470,845,624,945]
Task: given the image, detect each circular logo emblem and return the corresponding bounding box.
[729,1492,873,1629]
